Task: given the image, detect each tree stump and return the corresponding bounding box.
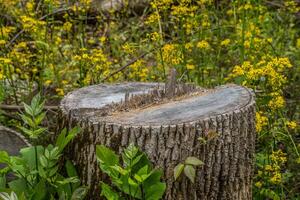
[0,125,31,181]
[59,82,256,200]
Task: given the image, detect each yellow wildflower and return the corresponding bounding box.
[197,40,210,49]
[221,39,230,46]
[186,64,195,70]
[287,121,297,130]
[256,112,268,132]
[255,181,262,188]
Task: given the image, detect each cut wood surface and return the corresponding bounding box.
[59,82,256,200]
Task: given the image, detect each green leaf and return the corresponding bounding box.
[0,192,18,200]
[57,177,79,185]
[20,146,44,170]
[144,182,166,200]
[184,157,203,166]
[32,128,47,137]
[31,180,47,200]
[23,103,33,116]
[184,165,196,183]
[143,170,163,189]
[19,114,35,128]
[100,182,120,200]
[48,165,59,177]
[34,112,46,126]
[39,155,48,167]
[174,163,184,181]
[56,127,81,152]
[8,179,27,196]
[0,151,10,164]
[65,160,78,178]
[96,145,119,167]
[71,186,88,200]
[0,176,6,189]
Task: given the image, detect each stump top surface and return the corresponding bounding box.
[101,84,253,126]
[61,82,163,112]
[62,83,254,126]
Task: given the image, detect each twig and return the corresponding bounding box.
[101,51,149,82]
[0,104,59,111]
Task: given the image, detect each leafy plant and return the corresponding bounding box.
[0,126,88,200]
[174,157,203,183]
[18,93,46,140]
[96,144,166,200]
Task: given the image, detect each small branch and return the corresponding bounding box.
[0,104,59,111]
[101,51,149,82]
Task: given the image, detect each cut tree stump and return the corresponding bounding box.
[59,82,256,200]
[0,125,31,181]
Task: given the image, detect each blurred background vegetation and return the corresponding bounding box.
[0,0,299,199]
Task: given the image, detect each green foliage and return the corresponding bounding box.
[0,127,88,200]
[18,94,46,140]
[174,157,203,183]
[96,144,166,200]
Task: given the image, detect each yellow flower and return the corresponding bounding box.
[221,39,230,46]
[63,21,72,32]
[56,88,64,96]
[0,40,6,45]
[265,164,273,171]
[268,95,285,110]
[270,172,282,184]
[255,181,262,188]
[244,40,251,49]
[99,36,106,43]
[197,40,210,49]
[287,121,297,129]
[297,38,300,48]
[186,64,195,70]
[256,112,268,132]
[45,80,52,85]
[32,67,38,73]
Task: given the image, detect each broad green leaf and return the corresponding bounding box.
[0,176,6,189]
[0,151,10,164]
[174,163,184,181]
[20,146,44,170]
[184,157,203,166]
[184,165,196,183]
[127,177,138,187]
[56,127,81,152]
[100,182,120,200]
[0,192,18,200]
[123,144,138,160]
[136,165,148,176]
[143,170,163,189]
[19,114,35,128]
[71,186,88,200]
[8,179,27,196]
[109,166,128,176]
[48,165,59,177]
[31,180,47,200]
[23,103,33,116]
[96,145,119,167]
[34,112,46,126]
[144,182,166,200]
[39,155,48,167]
[32,128,47,138]
[65,160,78,178]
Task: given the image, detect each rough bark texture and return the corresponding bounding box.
[59,82,256,200]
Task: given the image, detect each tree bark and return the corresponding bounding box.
[59,82,256,200]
